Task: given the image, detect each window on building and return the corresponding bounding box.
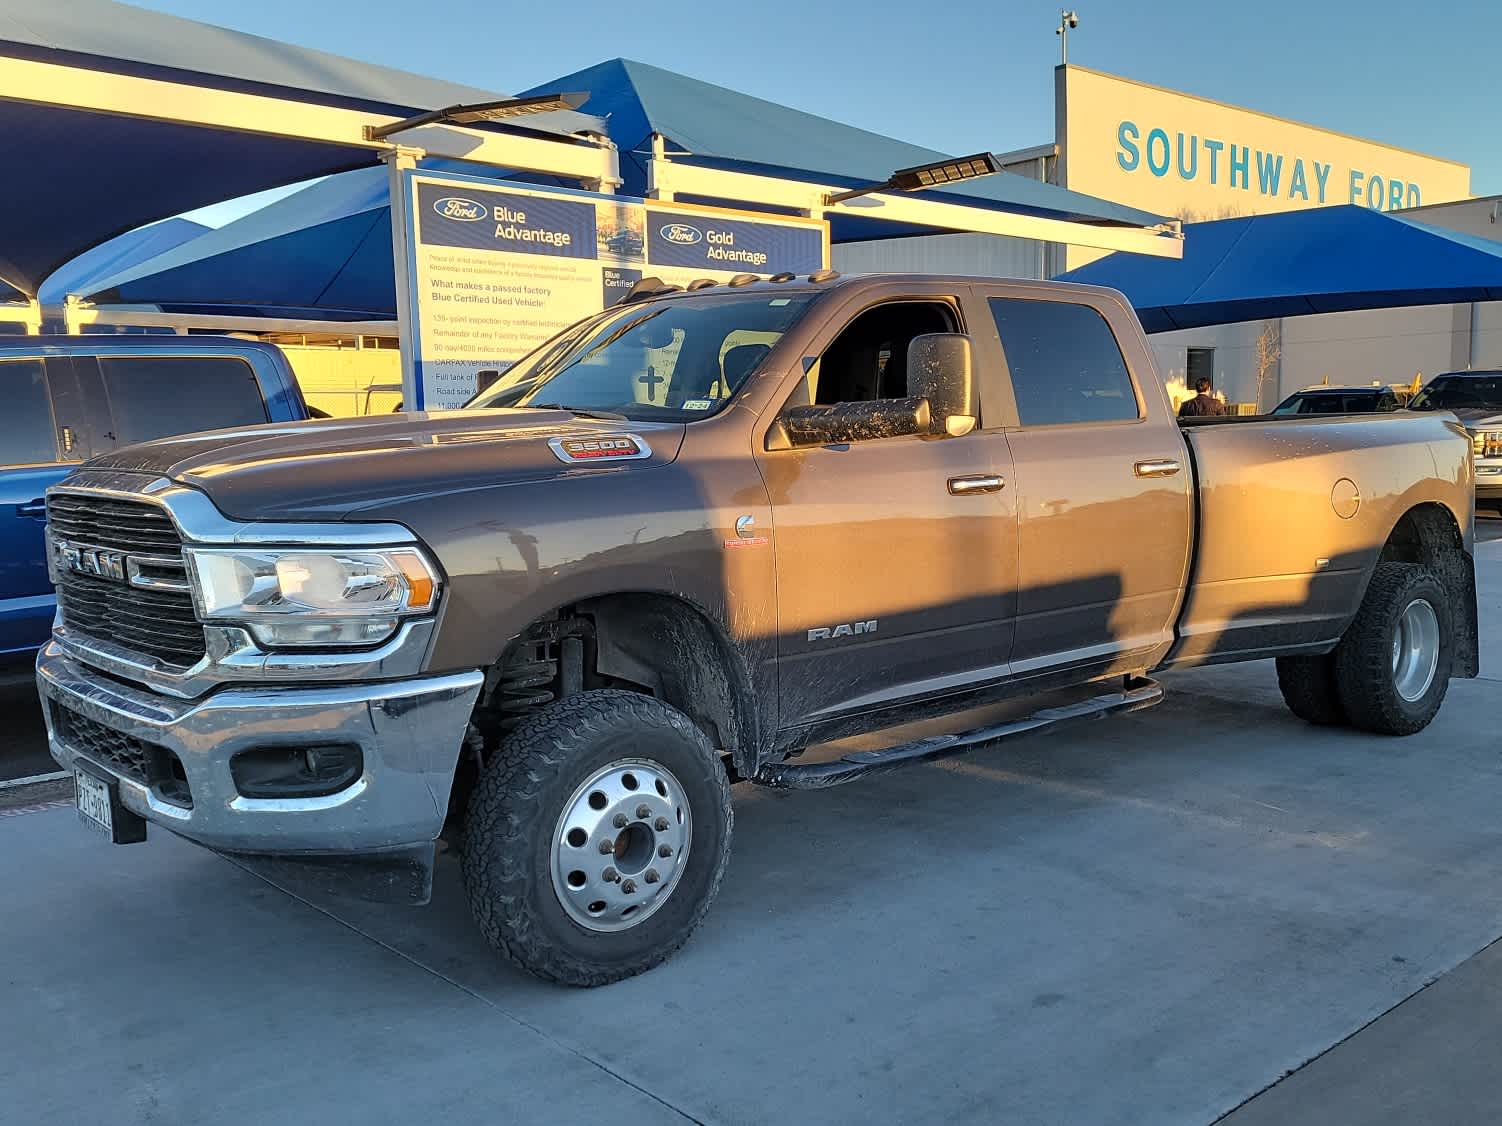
[0,359,59,466]
[1186,347,1216,389]
[989,298,1139,426]
[97,356,270,446]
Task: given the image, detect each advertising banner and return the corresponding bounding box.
[401,171,828,410]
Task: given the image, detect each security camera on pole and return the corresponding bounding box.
[1056,9,1080,63]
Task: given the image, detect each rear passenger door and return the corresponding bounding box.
[0,357,88,654]
[79,352,272,453]
[980,292,1193,678]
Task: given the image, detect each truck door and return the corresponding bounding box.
[980,291,1192,678]
[756,292,1018,728]
[0,356,89,655]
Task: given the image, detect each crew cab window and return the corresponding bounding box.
[805,301,957,406]
[989,298,1140,426]
[97,356,269,446]
[0,360,58,466]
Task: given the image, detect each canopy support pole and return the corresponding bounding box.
[384,147,423,411]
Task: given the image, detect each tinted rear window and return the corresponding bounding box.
[98,356,269,445]
[989,299,1140,426]
[0,359,58,466]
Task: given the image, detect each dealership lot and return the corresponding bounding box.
[0,531,1498,1125]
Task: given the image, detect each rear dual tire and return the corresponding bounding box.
[1276,562,1451,736]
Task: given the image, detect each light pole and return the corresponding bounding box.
[1056,10,1080,64]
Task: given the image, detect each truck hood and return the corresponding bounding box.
[69,409,685,521]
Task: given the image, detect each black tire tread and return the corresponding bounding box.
[1334,562,1451,736]
[461,689,732,986]
[1275,653,1348,726]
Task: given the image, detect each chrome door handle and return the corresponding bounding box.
[1134,459,1182,478]
[947,474,1005,495]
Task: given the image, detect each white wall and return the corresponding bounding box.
[1147,302,1500,410]
[832,233,1046,280]
[1279,306,1469,392]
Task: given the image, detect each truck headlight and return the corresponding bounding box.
[184,547,439,648]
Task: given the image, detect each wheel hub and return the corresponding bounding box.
[550,759,691,933]
[1391,597,1440,703]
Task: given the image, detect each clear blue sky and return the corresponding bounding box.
[143,0,1501,222]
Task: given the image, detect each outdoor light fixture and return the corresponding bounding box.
[364,92,588,142]
[823,153,1004,205]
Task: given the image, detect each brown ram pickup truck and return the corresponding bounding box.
[37,273,1478,986]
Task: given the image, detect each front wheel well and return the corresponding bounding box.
[1376,502,1478,677]
[456,595,761,811]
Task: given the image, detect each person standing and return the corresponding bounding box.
[1178,377,1226,417]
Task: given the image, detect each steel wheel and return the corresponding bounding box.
[549,758,692,933]
[1391,597,1441,703]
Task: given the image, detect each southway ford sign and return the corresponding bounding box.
[1059,66,1470,226]
[1115,123,1426,211]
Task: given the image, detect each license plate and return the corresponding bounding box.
[75,769,113,835]
[73,766,147,844]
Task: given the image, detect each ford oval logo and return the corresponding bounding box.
[660,223,703,246]
[434,197,487,222]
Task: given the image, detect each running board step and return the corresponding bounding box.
[753,676,1164,790]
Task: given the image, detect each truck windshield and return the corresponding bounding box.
[468,292,815,422]
[1410,375,1502,411]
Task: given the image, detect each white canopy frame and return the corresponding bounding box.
[645,140,1183,260]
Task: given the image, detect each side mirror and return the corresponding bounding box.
[771,398,933,450]
[475,369,502,395]
[907,333,977,437]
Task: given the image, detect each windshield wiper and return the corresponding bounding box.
[527,403,628,421]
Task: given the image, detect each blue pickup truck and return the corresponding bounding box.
[0,337,310,659]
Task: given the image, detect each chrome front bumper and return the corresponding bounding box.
[37,641,483,856]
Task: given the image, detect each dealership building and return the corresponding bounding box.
[836,66,1497,410]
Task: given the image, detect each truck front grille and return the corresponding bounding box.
[46,493,207,669]
[50,702,194,808]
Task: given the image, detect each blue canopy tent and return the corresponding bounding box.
[1058,206,1502,332]
[0,0,603,299]
[85,169,397,317]
[39,218,208,310]
[78,57,1175,319]
[523,58,1168,242]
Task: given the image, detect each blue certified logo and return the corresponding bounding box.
[660,223,703,245]
[434,197,487,222]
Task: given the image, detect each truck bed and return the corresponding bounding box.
[1169,411,1471,667]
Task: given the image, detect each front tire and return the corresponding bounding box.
[1334,563,1452,736]
[461,690,733,986]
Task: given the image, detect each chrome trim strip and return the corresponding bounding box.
[52,618,439,699]
[48,481,418,546]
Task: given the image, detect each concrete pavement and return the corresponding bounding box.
[1,536,1499,1124]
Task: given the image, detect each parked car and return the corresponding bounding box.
[1270,385,1402,415]
[1409,369,1502,513]
[1,337,310,658]
[37,274,1477,986]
